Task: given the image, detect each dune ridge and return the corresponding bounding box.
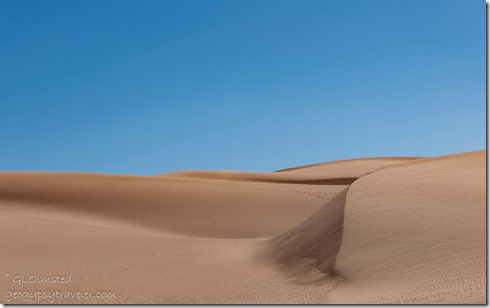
[160,170,357,185]
[276,156,423,175]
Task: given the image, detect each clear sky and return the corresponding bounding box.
[0,0,486,175]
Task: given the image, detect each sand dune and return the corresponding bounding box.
[0,152,485,303]
[0,171,346,239]
[331,150,486,304]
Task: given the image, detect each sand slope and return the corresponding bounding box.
[0,172,347,239]
[332,150,486,304]
[0,153,485,303]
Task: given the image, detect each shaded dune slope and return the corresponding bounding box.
[260,187,348,281]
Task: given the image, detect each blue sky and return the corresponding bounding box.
[0,0,485,175]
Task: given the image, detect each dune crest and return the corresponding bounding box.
[160,170,357,185]
[276,156,423,175]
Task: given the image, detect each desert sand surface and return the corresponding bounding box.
[0,151,485,304]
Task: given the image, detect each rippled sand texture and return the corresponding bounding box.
[0,151,485,303]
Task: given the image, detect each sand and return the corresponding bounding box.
[0,151,485,304]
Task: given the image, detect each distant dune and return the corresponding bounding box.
[0,151,485,303]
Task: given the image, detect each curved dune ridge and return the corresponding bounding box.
[276,156,423,175]
[159,170,357,185]
[0,152,485,303]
